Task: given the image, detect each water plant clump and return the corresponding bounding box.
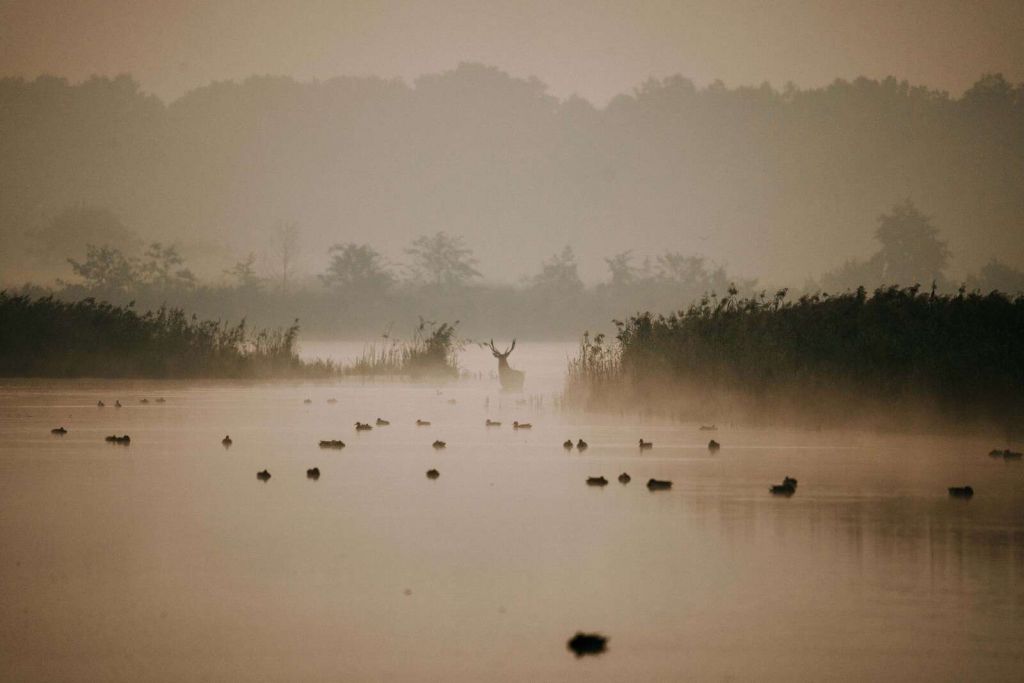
[565,285,1024,428]
[344,319,462,379]
[0,292,335,378]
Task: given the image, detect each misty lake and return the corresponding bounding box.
[2,342,1022,681]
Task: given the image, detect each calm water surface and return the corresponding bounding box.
[1,342,1022,681]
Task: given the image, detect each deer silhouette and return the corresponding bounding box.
[487,339,525,391]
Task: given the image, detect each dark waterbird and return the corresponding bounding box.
[114,400,122,408]
[948,485,974,498]
[770,480,796,495]
[708,439,720,451]
[426,469,440,479]
[638,439,653,450]
[618,472,631,484]
[51,427,68,435]
[586,476,608,486]
[355,422,373,431]
[221,435,232,447]
[257,469,271,482]
[376,418,390,426]
[155,397,166,403]
[567,632,607,657]
[97,401,105,407]
[513,421,532,430]
[563,439,574,450]
[433,440,446,449]
[647,478,672,490]
[105,434,131,444]
[576,439,588,451]
[416,419,432,426]
[319,440,346,449]
[989,448,1022,460]
[139,398,149,404]
[485,419,501,427]
[306,467,320,480]
[699,424,717,431]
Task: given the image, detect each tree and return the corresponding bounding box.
[405,232,481,287]
[818,201,950,291]
[320,243,394,294]
[874,200,949,285]
[656,251,731,295]
[66,245,137,293]
[224,253,263,291]
[604,250,639,288]
[530,246,583,294]
[140,242,196,291]
[270,221,301,294]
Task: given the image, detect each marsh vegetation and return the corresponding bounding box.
[566,285,1024,429]
[0,292,467,379]
[0,293,329,378]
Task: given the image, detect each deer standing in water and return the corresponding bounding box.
[487,339,525,391]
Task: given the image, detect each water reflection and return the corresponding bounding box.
[1,342,1023,681]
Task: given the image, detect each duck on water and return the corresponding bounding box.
[770,476,798,495]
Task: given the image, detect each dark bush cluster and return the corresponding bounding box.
[0,293,329,378]
[568,286,1024,424]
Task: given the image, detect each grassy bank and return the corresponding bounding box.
[343,320,462,379]
[566,286,1024,429]
[0,293,335,378]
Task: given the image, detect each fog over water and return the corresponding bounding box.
[2,343,1023,681]
[2,3,1024,680]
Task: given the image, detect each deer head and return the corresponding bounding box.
[487,339,515,359]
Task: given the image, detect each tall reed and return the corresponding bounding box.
[0,293,335,378]
[565,285,1024,426]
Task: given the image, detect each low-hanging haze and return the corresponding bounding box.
[1,0,1022,286]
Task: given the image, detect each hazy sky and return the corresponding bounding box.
[2,0,1022,102]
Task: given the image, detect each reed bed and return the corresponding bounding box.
[0,293,335,378]
[343,320,462,379]
[565,285,1024,427]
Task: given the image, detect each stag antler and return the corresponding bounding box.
[486,339,515,358]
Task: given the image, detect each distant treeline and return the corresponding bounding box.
[2,66,1023,288]
[566,286,1024,427]
[11,228,754,339]
[0,293,332,378]
[10,200,1024,339]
